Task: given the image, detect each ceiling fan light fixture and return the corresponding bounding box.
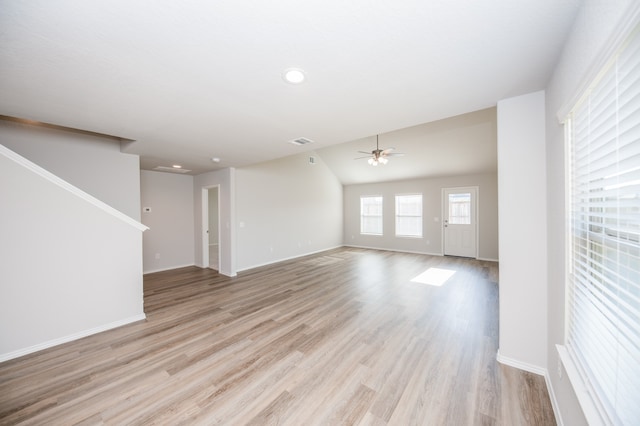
[356,134,403,166]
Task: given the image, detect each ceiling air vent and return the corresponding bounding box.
[153,166,191,174]
[289,137,314,146]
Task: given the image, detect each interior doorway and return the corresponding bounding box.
[442,186,478,258]
[202,186,220,271]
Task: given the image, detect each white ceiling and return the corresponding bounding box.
[0,0,582,181]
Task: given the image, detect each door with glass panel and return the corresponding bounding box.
[443,187,477,258]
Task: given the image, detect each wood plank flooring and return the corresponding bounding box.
[0,248,556,425]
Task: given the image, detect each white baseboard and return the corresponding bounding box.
[236,245,344,273]
[344,244,499,262]
[496,349,547,376]
[544,369,564,426]
[497,350,562,423]
[343,244,443,257]
[144,263,195,274]
[218,268,237,278]
[0,313,146,363]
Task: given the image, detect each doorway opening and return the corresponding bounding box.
[202,186,221,271]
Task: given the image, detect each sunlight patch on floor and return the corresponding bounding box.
[410,268,456,286]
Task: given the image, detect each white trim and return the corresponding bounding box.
[236,245,344,273]
[0,314,146,363]
[557,3,640,122]
[201,188,209,268]
[343,246,496,262]
[556,345,605,426]
[497,351,560,424]
[0,144,148,232]
[344,244,443,257]
[544,370,565,426]
[228,168,237,276]
[202,184,222,274]
[477,257,499,262]
[496,349,547,376]
[143,263,196,275]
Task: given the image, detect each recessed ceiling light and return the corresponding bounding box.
[211,157,221,163]
[283,68,305,84]
[172,164,182,169]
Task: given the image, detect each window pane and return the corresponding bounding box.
[565,27,640,425]
[395,194,422,237]
[449,193,471,224]
[361,196,382,235]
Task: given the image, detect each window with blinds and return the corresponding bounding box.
[395,194,422,237]
[360,196,383,235]
[565,26,640,425]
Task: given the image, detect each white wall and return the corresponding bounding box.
[497,91,547,371]
[0,146,145,361]
[140,171,195,273]
[544,1,637,424]
[235,152,343,271]
[194,168,236,276]
[343,173,498,260]
[0,119,141,220]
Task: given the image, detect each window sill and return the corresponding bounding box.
[556,344,605,426]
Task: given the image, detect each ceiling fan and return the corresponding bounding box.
[355,135,404,166]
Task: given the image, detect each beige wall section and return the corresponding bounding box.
[316,107,497,185]
[0,119,141,220]
[544,1,637,424]
[140,171,195,274]
[235,152,344,271]
[343,172,498,261]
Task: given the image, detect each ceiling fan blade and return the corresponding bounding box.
[354,137,405,161]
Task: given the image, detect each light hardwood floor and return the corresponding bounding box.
[0,248,556,425]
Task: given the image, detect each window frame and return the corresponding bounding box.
[360,195,383,236]
[560,22,640,426]
[394,193,423,238]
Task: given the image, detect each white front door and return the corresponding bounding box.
[443,187,477,258]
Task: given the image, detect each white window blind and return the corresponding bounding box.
[566,26,640,426]
[360,196,383,235]
[395,194,422,237]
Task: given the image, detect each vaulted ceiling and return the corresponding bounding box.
[0,0,582,182]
